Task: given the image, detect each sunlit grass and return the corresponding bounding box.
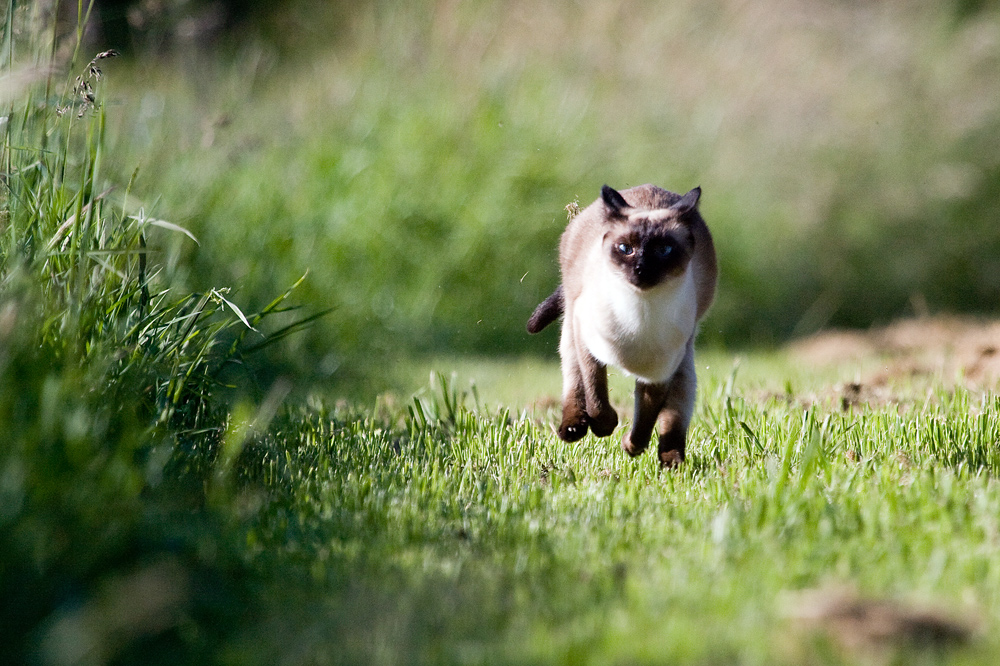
[220,364,1000,665]
[5,3,1000,664]
[385,346,891,420]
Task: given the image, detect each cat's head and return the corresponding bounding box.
[600,185,701,290]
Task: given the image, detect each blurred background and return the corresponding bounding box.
[73,0,1000,396]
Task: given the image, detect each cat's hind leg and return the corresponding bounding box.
[557,317,589,442]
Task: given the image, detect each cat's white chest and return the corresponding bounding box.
[574,251,698,384]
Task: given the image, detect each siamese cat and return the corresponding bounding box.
[527,184,717,467]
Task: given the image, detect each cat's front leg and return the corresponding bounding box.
[574,341,619,437]
[622,381,668,456]
[656,340,697,467]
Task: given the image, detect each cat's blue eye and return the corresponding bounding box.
[617,243,634,256]
[654,244,673,258]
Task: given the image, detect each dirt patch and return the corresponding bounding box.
[781,585,976,659]
[790,316,1000,389]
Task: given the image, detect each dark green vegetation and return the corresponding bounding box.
[95,0,1000,389]
[4,1,1000,664]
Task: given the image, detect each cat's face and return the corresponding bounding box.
[604,221,693,289]
[598,184,700,290]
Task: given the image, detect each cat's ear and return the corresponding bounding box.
[671,187,702,216]
[601,185,630,215]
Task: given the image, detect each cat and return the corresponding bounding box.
[527,183,717,467]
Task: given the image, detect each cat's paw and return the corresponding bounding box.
[658,449,684,468]
[587,408,619,438]
[558,418,589,442]
[657,429,686,468]
[621,429,648,457]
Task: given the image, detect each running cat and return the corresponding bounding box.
[527,183,717,466]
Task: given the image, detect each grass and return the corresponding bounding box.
[4,2,1000,664]
[166,360,1000,664]
[94,0,1000,392]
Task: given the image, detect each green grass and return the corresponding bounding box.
[5,2,1000,664]
[94,0,1000,392]
[181,361,1000,664]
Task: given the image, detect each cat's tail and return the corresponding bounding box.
[526,285,564,334]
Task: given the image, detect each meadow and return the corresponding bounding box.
[95,0,1000,391]
[3,1,1000,664]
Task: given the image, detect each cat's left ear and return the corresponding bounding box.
[671,187,702,216]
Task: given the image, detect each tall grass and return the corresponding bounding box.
[5,4,1000,664]
[0,5,313,661]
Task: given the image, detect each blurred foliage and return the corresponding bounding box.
[0,7,314,661]
[86,0,362,57]
[87,0,1000,396]
[4,6,1000,662]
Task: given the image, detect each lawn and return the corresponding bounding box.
[207,354,1000,664]
[243,348,999,664]
[11,323,1000,662]
[4,1,1000,664]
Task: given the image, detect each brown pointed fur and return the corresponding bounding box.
[527,184,717,466]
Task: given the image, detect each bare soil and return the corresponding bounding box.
[789,316,1000,389]
[782,585,975,658]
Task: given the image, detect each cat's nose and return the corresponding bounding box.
[633,266,653,287]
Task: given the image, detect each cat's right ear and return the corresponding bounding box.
[601,185,630,215]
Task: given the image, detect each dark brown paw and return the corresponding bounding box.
[587,409,619,438]
[621,429,648,457]
[558,419,589,442]
[659,449,684,468]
